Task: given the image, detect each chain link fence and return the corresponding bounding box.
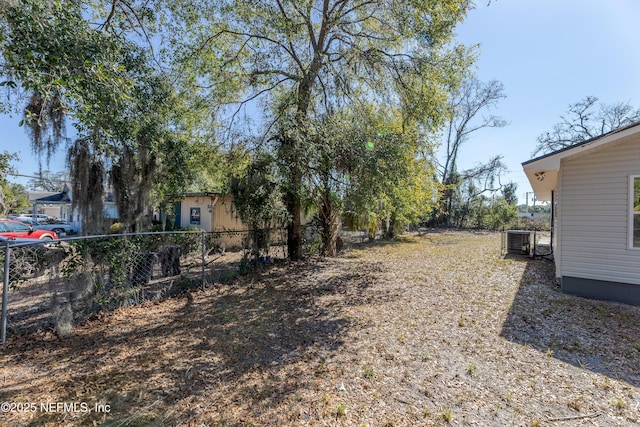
[1,229,288,342]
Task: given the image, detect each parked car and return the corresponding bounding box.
[18,220,74,236]
[0,235,47,245]
[11,214,54,222]
[0,220,58,240]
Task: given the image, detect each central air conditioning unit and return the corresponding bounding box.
[504,230,534,255]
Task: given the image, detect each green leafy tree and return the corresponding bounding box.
[338,106,438,239]
[4,182,30,214]
[0,151,17,215]
[501,182,518,206]
[166,0,475,259]
[449,155,508,228]
[1,0,192,233]
[304,115,348,256]
[229,151,289,264]
[487,198,517,230]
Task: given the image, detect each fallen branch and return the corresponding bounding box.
[547,412,602,422]
[115,398,163,427]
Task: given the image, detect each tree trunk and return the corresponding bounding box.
[284,151,304,260]
[284,48,323,261]
[384,212,397,239]
[319,192,340,257]
[287,191,303,260]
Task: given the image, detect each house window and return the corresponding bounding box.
[190,207,201,225]
[632,176,640,248]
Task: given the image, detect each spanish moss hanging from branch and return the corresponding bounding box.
[110,140,157,233]
[68,139,107,235]
[24,90,66,164]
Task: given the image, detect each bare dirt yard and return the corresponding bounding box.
[1,230,640,426]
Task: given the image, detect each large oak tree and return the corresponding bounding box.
[166,0,475,259]
[0,0,191,233]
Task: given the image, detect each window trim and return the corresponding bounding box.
[630,175,640,250]
[189,207,201,225]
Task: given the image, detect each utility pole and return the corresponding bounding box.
[524,192,536,215]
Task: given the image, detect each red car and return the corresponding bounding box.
[0,220,58,240]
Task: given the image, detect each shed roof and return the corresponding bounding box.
[184,192,220,197]
[522,120,640,201]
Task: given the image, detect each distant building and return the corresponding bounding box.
[174,192,248,247]
[27,184,117,234]
[27,184,72,221]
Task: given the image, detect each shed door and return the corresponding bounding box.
[174,202,182,227]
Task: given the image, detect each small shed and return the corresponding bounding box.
[174,193,248,247]
[522,121,640,305]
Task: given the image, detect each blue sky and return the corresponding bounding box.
[2,1,640,204]
[453,0,640,204]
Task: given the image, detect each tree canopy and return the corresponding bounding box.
[0,150,17,215]
[1,0,490,250]
[164,0,476,258]
[0,0,192,233]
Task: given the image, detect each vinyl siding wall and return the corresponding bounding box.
[558,135,640,285]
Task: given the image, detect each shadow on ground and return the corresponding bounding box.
[500,253,640,388]
[0,257,388,425]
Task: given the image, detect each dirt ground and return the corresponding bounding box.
[1,230,639,426]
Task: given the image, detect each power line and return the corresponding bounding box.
[7,173,67,182]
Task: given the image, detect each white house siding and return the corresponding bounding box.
[558,136,640,285]
[180,195,215,231]
[554,175,562,280]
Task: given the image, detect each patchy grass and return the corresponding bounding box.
[1,230,639,426]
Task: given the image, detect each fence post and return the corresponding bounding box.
[2,241,11,345]
[201,231,206,289]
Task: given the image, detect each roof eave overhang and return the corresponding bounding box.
[522,122,640,202]
[185,192,220,198]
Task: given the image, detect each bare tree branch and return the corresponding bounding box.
[533,96,640,155]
